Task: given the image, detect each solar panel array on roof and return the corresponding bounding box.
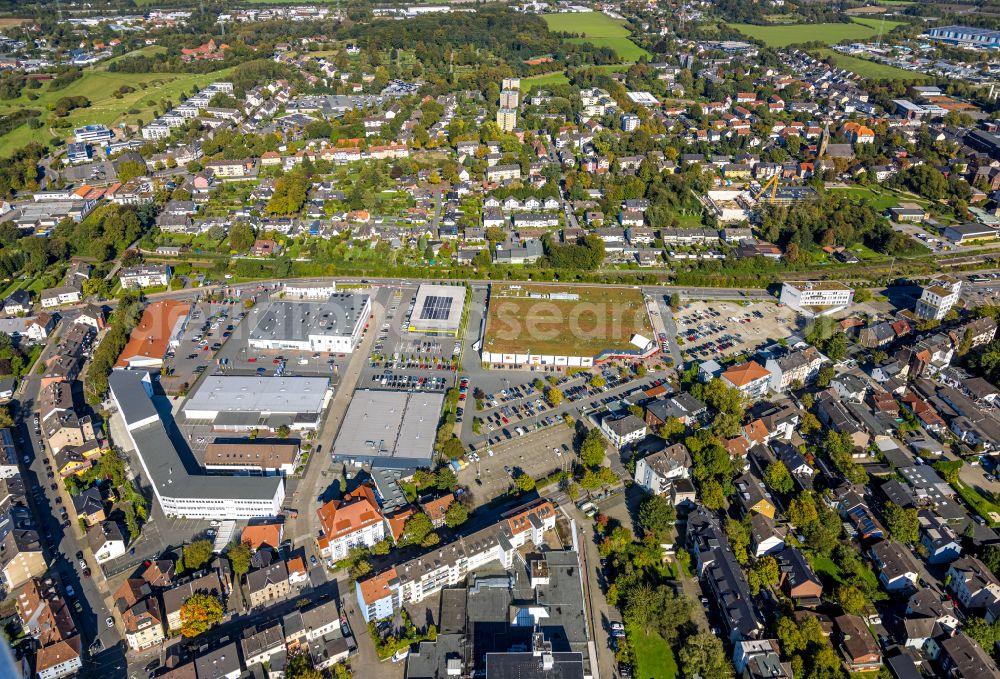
[420,295,452,321]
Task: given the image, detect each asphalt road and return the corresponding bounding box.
[14,314,126,675]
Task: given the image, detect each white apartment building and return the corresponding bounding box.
[779,281,855,314]
[915,275,962,321]
[119,264,172,289]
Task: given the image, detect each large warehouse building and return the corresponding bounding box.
[332,389,444,469]
[248,293,371,353]
[181,375,332,432]
[408,284,466,336]
[109,370,284,520]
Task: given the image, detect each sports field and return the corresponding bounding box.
[543,12,651,62]
[0,68,233,156]
[728,18,905,47]
[484,284,653,357]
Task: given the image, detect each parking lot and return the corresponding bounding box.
[457,424,575,506]
[371,285,462,365]
[674,300,798,361]
[160,300,254,395]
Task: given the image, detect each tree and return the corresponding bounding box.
[658,416,685,440]
[764,461,794,494]
[276,424,291,439]
[678,632,732,679]
[0,405,14,429]
[116,159,147,183]
[799,411,821,436]
[286,654,324,679]
[669,292,681,310]
[787,492,819,528]
[590,375,605,389]
[983,544,1000,575]
[228,221,255,252]
[180,593,223,637]
[435,466,457,491]
[700,478,725,510]
[835,584,867,616]
[637,494,676,539]
[182,539,213,572]
[228,541,252,577]
[515,472,536,492]
[444,501,468,528]
[579,428,606,468]
[545,387,563,407]
[400,512,434,546]
[884,502,920,544]
[964,616,1000,650]
[815,365,835,388]
[748,556,780,595]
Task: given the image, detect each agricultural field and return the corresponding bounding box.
[543,11,651,62]
[728,18,905,47]
[0,67,233,156]
[484,284,654,358]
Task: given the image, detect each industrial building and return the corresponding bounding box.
[408,284,466,336]
[109,370,284,520]
[247,293,371,353]
[181,375,332,432]
[332,389,444,469]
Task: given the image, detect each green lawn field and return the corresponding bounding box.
[630,627,678,679]
[0,68,233,156]
[523,71,571,89]
[566,36,650,62]
[543,11,651,62]
[728,18,905,47]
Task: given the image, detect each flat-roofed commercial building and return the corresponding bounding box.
[182,375,332,432]
[203,440,301,476]
[247,294,371,353]
[779,281,854,316]
[408,284,466,336]
[332,389,443,469]
[109,370,284,520]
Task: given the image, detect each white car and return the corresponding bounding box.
[392,648,409,663]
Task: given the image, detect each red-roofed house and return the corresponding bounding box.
[316,483,385,559]
[241,523,283,552]
[721,361,772,399]
[419,494,455,528]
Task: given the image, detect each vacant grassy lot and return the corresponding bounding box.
[629,627,678,679]
[0,68,233,155]
[728,18,904,47]
[485,284,653,357]
[543,11,651,62]
[523,71,571,89]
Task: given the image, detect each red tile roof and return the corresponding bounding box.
[316,483,383,540]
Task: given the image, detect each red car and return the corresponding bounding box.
[248,357,257,363]
[273,359,281,364]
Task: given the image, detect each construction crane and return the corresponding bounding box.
[754,174,780,205]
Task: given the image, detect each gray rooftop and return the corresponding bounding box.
[248,294,369,343]
[332,389,443,468]
[109,370,282,502]
[183,375,330,416]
